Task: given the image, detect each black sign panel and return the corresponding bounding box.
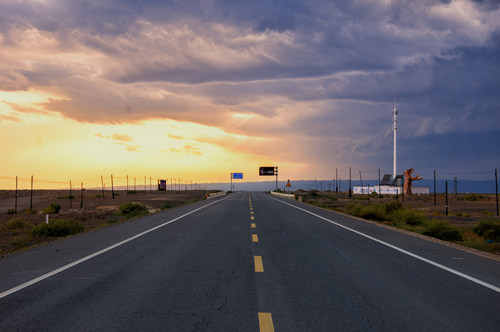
[259,166,275,176]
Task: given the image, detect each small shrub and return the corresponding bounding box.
[308,190,319,198]
[43,203,61,214]
[105,217,121,224]
[10,236,30,251]
[461,193,484,201]
[7,209,16,214]
[58,195,75,199]
[30,219,84,237]
[162,201,175,209]
[422,221,462,241]
[480,210,494,217]
[359,204,387,221]
[92,194,103,198]
[346,203,363,216]
[384,201,402,214]
[23,208,37,214]
[473,220,500,242]
[118,202,149,217]
[369,191,378,198]
[390,209,426,226]
[4,217,25,230]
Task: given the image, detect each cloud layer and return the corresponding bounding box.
[1,0,499,176]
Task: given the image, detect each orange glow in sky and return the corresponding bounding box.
[0,89,304,189]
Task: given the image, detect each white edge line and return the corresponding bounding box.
[268,195,500,294]
[0,195,231,299]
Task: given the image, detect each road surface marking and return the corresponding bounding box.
[268,195,500,294]
[0,195,233,299]
[251,211,254,214]
[252,234,259,242]
[254,256,264,272]
[258,313,274,332]
[251,223,256,228]
[251,216,255,220]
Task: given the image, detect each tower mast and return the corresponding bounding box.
[392,99,399,180]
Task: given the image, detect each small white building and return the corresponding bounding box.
[353,173,429,195]
[353,185,429,195]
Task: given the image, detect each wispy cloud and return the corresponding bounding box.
[111,133,132,142]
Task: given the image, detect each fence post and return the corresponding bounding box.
[111,175,115,199]
[378,169,381,198]
[445,181,448,216]
[30,175,33,210]
[495,168,498,217]
[80,182,84,209]
[70,180,73,209]
[359,171,364,195]
[15,176,18,214]
[101,175,105,200]
[349,167,352,198]
[434,170,437,206]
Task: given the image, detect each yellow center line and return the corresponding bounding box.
[252,234,259,242]
[251,211,254,214]
[251,223,256,228]
[254,256,264,272]
[251,216,254,220]
[258,313,274,332]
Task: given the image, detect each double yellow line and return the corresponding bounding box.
[249,194,275,332]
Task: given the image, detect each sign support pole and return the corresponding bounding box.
[275,166,278,191]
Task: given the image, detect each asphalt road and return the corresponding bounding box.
[1,191,499,331]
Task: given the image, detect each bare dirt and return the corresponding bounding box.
[0,189,213,256]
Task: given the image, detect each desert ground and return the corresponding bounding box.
[0,189,213,256]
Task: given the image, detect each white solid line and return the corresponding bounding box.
[0,195,231,299]
[268,195,500,294]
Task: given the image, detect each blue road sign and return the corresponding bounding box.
[232,173,243,179]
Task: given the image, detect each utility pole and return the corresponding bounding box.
[393,99,399,180]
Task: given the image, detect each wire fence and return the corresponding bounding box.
[0,174,209,214]
[0,175,206,192]
[325,167,499,194]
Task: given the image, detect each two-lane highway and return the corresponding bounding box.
[1,192,499,331]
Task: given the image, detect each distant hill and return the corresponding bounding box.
[204,179,498,194]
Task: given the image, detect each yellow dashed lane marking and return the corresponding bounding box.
[251,211,254,214]
[251,223,256,228]
[251,216,255,220]
[258,313,274,332]
[252,234,259,242]
[254,256,264,272]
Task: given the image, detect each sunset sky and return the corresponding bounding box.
[1,0,499,189]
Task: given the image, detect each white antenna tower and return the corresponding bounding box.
[392,98,399,180]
